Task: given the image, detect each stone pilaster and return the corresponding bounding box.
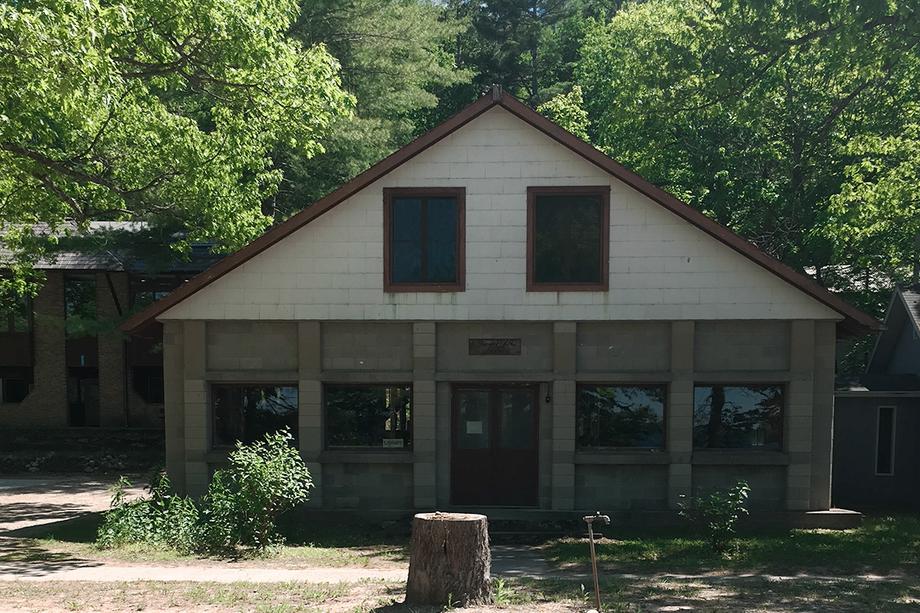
[298,322,323,507]
[667,321,694,508]
[182,321,209,497]
[810,321,836,510]
[551,322,576,510]
[786,320,815,510]
[412,322,437,509]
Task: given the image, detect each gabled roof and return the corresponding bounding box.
[867,286,920,374]
[121,86,881,335]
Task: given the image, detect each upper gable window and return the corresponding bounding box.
[527,186,610,291]
[384,188,465,292]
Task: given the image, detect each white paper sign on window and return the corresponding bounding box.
[382,439,404,448]
[466,420,483,435]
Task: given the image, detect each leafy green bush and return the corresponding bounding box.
[97,473,199,553]
[96,429,311,556]
[678,480,751,553]
[198,430,312,553]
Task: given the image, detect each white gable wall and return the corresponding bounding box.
[161,107,840,323]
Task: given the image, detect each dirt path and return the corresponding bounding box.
[0,476,145,534]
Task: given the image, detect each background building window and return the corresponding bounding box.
[876,406,896,475]
[0,368,31,403]
[693,384,783,449]
[2,296,31,333]
[132,366,165,404]
[211,385,298,447]
[324,384,412,449]
[384,188,464,291]
[64,276,97,338]
[527,187,609,290]
[576,384,666,448]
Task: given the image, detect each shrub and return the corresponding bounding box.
[97,473,199,553]
[96,429,311,556]
[678,480,751,553]
[198,429,312,553]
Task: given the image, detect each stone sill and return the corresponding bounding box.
[319,450,415,464]
[692,450,790,466]
[574,450,671,465]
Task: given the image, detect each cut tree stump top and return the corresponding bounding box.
[413,512,487,522]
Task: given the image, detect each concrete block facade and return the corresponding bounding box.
[164,318,838,513]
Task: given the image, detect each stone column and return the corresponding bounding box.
[786,320,815,510]
[298,322,323,508]
[667,321,694,508]
[182,321,209,497]
[413,322,437,509]
[551,322,576,511]
[810,321,836,510]
[96,272,129,427]
[162,321,186,493]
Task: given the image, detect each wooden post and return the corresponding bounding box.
[405,512,492,606]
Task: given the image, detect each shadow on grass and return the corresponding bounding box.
[543,515,920,576]
[0,536,102,577]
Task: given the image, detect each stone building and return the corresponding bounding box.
[123,88,879,515]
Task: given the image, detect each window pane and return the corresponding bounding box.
[325,384,412,449]
[499,389,535,449]
[876,406,895,475]
[133,367,164,404]
[577,385,665,448]
[457,389,490,449]
[391,198,423,283]
[533,194,603,284]
[1,377,30,403]
[426,198,458,283]
[693,385,783,449]
[212,385,298,447]
[64,277,96,339]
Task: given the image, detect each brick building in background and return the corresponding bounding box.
[0,223,216,428]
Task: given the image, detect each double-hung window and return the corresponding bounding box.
[527,186,610,291]
[384,188,465,291]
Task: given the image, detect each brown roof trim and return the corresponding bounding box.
[122,86,880,335]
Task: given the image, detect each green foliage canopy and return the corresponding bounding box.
[0,0,354,295]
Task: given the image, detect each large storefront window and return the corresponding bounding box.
[211,384,298,447]
[324,384,412,449]
[693,384,783,449]
[576,384,666,448]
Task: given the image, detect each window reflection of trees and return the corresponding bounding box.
[324,384,412,448]
[577,385,666,448]
[693,385,783,449]
[212,385,298,447]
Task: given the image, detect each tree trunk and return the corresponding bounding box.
[405,512,492,607]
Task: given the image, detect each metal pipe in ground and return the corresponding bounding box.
[583,511,610,613]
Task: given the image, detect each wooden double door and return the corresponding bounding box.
[451,384,539,507]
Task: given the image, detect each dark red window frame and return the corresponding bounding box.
[383,187,466,292]
[526,186,610,292]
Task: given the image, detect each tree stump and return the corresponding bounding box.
[405,512,492,606]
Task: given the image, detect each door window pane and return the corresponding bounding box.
[212,385,298,447]
[532,194,604,284]
[499,390,535,449]
[876,406,895,475]
[324,384,412,448]
[577,385,666,448]
[693,385,783,449]
[457,390,490,449]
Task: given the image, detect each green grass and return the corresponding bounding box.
[543,515,920,574]
[13,511,410,568]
